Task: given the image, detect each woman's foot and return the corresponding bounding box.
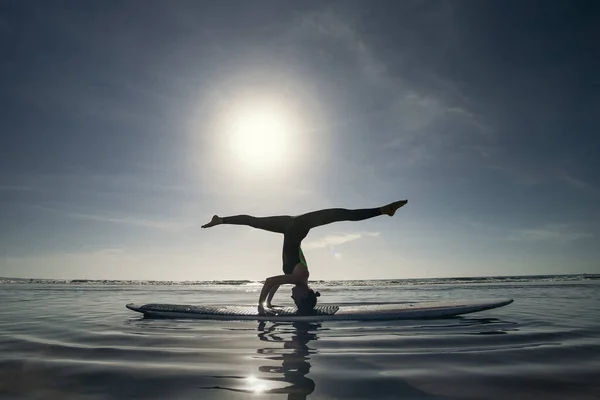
[381,200,408,216]
[201,215,222,228]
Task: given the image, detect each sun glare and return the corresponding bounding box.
[245,375,267,393]
[230,106,290,170]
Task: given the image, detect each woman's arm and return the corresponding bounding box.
[258,274,297,312]
[266,285,281,307]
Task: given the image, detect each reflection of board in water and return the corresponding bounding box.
[126,298,513,321]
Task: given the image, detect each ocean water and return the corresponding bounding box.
[1,275,599,399]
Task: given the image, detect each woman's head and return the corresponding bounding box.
[291,283,320,314]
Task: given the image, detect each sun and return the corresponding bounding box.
[229,106,290,170]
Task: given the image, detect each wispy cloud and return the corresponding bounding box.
[508,224,594,243]
[492,166,600,193]
[297,9,387,86]
[0,185,41,192]
[295,8,492,172]
[37,205,192,231]
[560,171,600,195]
[303,231,380,249]
[297,9,483,124]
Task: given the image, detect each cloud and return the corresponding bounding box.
[303,231,380,249]
[508,224,593,243]
[559,171,600,195]
[490,166,600,193]
[0,248,199,280]
[296,9,387,85]
[0,185,40,192]
[37,205,192,231]
[297,8,478,116]
[296,8,492,171]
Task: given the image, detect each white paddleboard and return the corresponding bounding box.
[126,298,513,321]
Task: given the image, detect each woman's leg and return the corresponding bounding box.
[221,215,292,234]
[294,200,407,230]
[294,207,381,230]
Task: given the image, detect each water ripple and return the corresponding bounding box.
[1,281,599,399]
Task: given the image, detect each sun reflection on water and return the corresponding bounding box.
[245,375,268,393]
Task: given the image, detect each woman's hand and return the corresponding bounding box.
[257,303,266,316]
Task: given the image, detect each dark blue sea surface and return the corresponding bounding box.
[1,275,599,399]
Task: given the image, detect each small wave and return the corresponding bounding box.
[0,278,260,286]
[314,274,599,287]
[1,274,597,286]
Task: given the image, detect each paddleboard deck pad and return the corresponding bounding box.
[126,298,513,321]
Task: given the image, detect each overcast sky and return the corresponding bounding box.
[1,0,598,280]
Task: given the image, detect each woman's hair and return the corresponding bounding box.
[294,289,320,314]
